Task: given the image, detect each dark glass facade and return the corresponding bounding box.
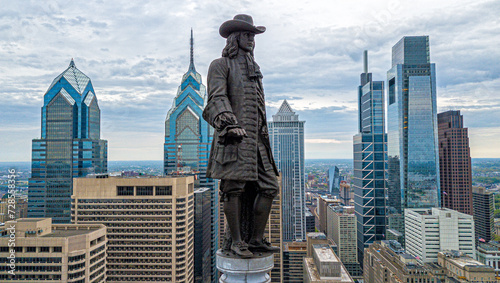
[353,51,387,265]
[28,60,107,223]
[194,188,212,283]
[163,31,218,282]
[387,36,440,214]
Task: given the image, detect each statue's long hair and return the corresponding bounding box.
[222,32,254,58]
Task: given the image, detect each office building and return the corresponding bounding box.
[305,208,316,233]
[283,241,308,283]
[328,166,341,198]
[353,50,388,264]
[164,31,218,281]
[0,194,28,223]
[405,208,475,263]
[473,186,494,243]
[28,59,107,223]
[194,188,211,283]
[0,218,107,282]
[269,100,306,242]
[303,239,354,283]
[386,36,440,216]
[437,251,496,282]
[326,206,361,278]
[317,196,341,234]
[477,241,500,275]
[364,240,436,283]
[72,175,195,282]
[339,181,351,206]
[438,110,473,215]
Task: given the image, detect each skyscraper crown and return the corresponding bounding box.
[46,59,91,95]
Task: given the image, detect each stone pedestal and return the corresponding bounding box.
[216,250,274,283]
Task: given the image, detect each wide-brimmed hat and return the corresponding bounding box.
[219,14,266,38]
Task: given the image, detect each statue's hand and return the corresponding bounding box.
[227,128,248,143]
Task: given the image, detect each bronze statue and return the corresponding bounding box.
[202,14,280,258]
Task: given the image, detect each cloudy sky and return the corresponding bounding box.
[1,0,499,161]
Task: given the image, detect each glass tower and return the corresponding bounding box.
[328,166,341,198]
[28,59,107,223]
[353,51,387,264]
[268,100,306,242]
[386,36,440,218]
[163,30,218,282]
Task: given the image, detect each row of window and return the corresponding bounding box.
[0,246,61,253]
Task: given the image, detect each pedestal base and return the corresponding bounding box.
[216,250,274,283]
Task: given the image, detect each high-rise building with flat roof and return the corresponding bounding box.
[353,51,387,263]
[326,206,361,278]
[303,243,354,283]
[438,110,473,215]
[283,241,307,283]
[317,196,341,234]
[164,31,218,282]
[405,207,475,263]
[28,60,107,223]
[386,36,440,214]
[194,187,211,283]
[473,186,494,243]
[269,100,306,242]
[72,175,194,282]
[0,218,107,282]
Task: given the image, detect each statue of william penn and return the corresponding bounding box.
[202,14,280,258]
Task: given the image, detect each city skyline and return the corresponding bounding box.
[1,0,499,161]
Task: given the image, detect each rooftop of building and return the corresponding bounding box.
[304,258,354,282]
[307,232,327,240]
[477,241,500,252]
[439,251,492,269]
[283,241,307,252]
[0,218,105,239]
[312,244,339,262]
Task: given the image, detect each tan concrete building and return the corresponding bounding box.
[0,195,28,223]
[325,205,361,278]
[72,175,194,283]
[303,243,354,282]
[437,251,498,282]
[316,196,341,234]
[0,218,107,282]
[364,240,436,283]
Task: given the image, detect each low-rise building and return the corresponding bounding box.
[364,240,436,283]
[438,250,497,282]
[0,218,107,282]
[476,241,500,276]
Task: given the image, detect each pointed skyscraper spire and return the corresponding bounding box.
[69,58,75,68]
[189,28,196,72]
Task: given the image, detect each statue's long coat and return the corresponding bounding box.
[202,52,279,181]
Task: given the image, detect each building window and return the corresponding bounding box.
[53,247,62,252]
[136,186,154,196]
[188,183,194,193]
[156,186,172,196]
[26,247,37,252]
[117,186,134,196]
[40,247,50,252]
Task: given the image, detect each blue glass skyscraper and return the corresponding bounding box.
[328,166,341,198]
[164,30,218,282]
[28,59,107,223]
[353,51,387,263]
[269,100,306,242]
[386,36,440,214]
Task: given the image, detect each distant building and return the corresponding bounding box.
[194,188,211,283]
[305,208,316,233]
[328,166,341,198]
[438,110,473,215]
[317,196,341,234]
[269,100,306,241]
[72,175,195,283]
[0,195,27,223]
[437,250,496,282]
[364,240,436,282]
[0,218,107,282]
[353,50,388,263]
[163,31,218,282]
[339,181,351,206]
[386,36,440,228]
[473,186,494,244]
[326,206,362,278]
[28,59,108,223]
[405,208,475,263]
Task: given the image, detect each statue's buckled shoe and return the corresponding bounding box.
[248,238,280,252]
[231,241,253,258]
